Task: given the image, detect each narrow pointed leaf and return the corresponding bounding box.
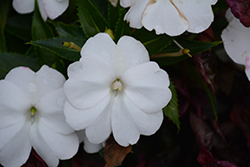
[156,39,222,66]
[161,38,222,55]
[114,7,131,42]
[77,0,109,37]
[32,0,55,66]
[133,29,174,56]
[108,2,120,30]
[0,52,40,79]
[163,79,180,130]
[29,37,86,61]
[5,15,32,41]
[0,0,11,51]
[52,22,85,37]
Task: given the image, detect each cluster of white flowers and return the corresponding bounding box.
[0,33,172,166]
[221,9,250,81]
[7,0,250,166]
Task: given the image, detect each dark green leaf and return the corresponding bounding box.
[133,28,174,56]
[108,2,120,30]
[156,39,222,66]
[5,14,32,41]
[0,52,40,79]
[163,79,180,130]
[0,0,11,52]
[77,0,109,37]
[52,22,85,37]
[114,7,131,42]
[32,0,53,40]
[29,37,86,61]
[90,0,108,19]
[32,0,55,66]
[154,55,190,67]
[161,38,222,55]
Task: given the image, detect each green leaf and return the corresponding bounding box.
[133,28,174,56]
[163,79,180,130]
[5,15,32,41]
[161,38,222,55]
[90,0,108,19]
[77,0,109,37]
[155,39,222,66]
[32,0,55,66]
[0,0,11,52]
[108,2,121,31]
[114,8,131,42]
[52,22,86,37]
[29,37,86,61]
[0,52,40,79]
[32,0,53,40]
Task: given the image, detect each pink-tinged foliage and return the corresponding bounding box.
[189,112,214,149]
[226,0,250,27]
[197,148,238,167]
[193,51,218,94]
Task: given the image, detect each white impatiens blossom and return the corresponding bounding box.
[12,0,69,21]
[64,33,172,147]
[120,0,218,36]
[76,130,103,154]
[0,65,79,167]
[221,9,250,80]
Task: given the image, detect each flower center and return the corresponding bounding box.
[30,106,37,124]
[112,79,123,91]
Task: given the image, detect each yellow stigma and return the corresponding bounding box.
[112,79,123,91]
[31,107,37,116]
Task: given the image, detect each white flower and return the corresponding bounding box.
[221,9,250,80]
[120,0,218,36]
[12,0,69,21]
[64,33,172,147]
[76,130,103,154]
[0,65,79,167]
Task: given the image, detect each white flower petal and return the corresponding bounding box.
[80,33,116,63]
[0,119,31,167]
[128,107,164,136]
[64,94,111,131]
[122,62,171,113]
[121,0,149,28]
[41,0,69,20]
[245,56,250,80]
[75,130,85,143]
[12,0,34,14]
[0,80,30,128]
[36,88,74,134]
[83,134,103,153]
[36,65,66,99]
[85,98,113,144]
[115,36,150,77]
[5,66,35,94]
[38,0,48,21]
[142,0,189,36]
[30,121,79,167]
[64,58,115,109]
[221,9,250,65]
[112,93,140,147]
[173,0,217,33]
